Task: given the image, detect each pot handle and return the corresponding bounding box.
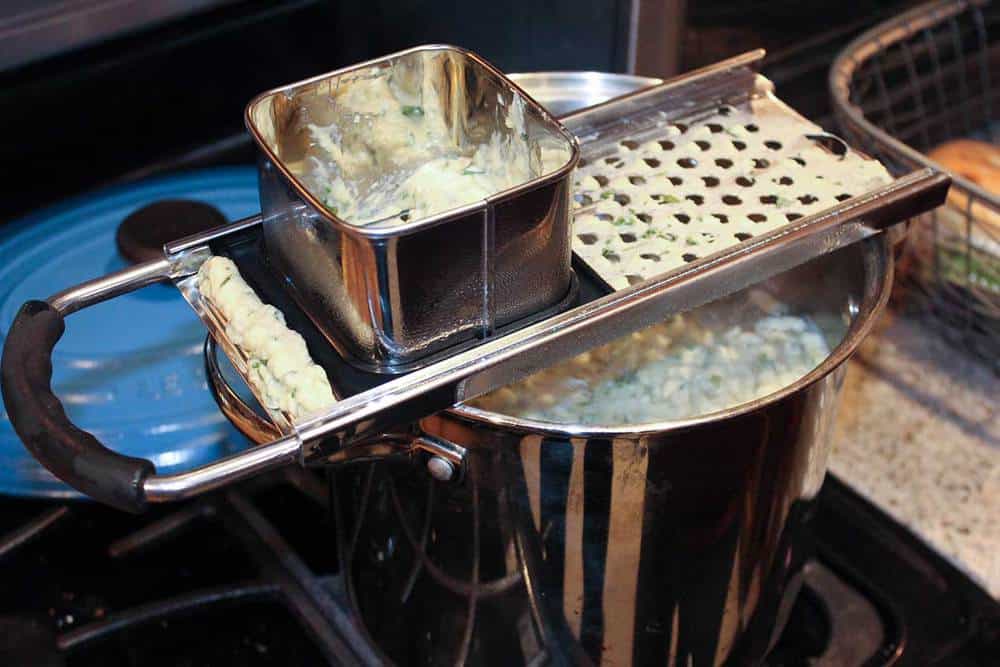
[1,259,301,512]
[2,300,156,512]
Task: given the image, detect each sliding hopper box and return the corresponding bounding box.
[246,45,580,373]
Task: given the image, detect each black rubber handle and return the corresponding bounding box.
[1,301,155,513]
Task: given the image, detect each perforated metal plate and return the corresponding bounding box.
[570,98,893,289]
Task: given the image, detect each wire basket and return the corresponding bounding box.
[830,0,1000,368]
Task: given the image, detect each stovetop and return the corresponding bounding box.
[0,471,995,666]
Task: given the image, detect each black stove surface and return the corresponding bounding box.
[0,472,995,666]
[0,472,367,667]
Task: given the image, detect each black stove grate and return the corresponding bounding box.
[0,472,995,666]
[0,471,377,666]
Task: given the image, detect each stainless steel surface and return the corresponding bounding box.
[215,235,895,665]
[411,434,467,467]
[165,212,264,256]
[142,434,300,502]
[204,336,282,443]
[246,45,580,371]
[425,456,455,481]
[507,72,662,116]
[559,49,765,126]
[47,257,172,315]
[303,431,466,473]
[830,0,999,365]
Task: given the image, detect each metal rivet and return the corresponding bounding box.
[427,456,455,481]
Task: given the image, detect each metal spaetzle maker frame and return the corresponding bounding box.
[1,51,948,513]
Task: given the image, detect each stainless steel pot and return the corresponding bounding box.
[0,64,902,663]
[209,227,894,667]
[206,71,895,665]
[506,72,664,117]
[317,74,892,665]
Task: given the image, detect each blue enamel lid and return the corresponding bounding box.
[0,167,260,498]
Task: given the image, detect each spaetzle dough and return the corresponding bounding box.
[470,311,830,425]
[198,256,336,420]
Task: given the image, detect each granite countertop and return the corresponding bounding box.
[829,311,999,597]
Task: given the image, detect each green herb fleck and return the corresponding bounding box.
[685,237,698,246]
[401,105,424,118]
[654,194,681,204]
[601,248,616,259]
[612,217,634,227]
[219,275,232,287]
[600,191,615,200]
[775,196,794,208]
[709,374,722,387]
[251,360,261,369]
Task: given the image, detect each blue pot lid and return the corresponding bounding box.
[0,167,261,499]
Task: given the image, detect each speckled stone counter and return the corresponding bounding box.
[829,311,999,597]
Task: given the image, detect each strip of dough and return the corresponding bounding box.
[198,256,336,421]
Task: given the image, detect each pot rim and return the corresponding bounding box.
[441,235,893,438]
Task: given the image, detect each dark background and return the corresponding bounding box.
[0,0,915,225]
